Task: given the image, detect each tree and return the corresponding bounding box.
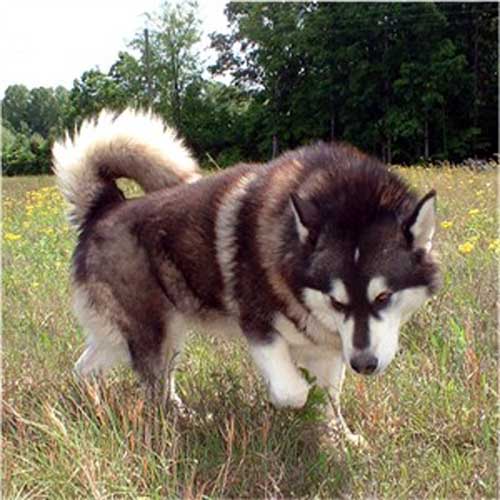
[1,119,37,175]
[2,85,31,132]
[211,3,310,157]
[109,52,149,109]
[2,85,71,174]
[181,80,252,165]
[28,87,60,137]
[131,0,202,131]
[211,2,498,163]
[66,69,127,128]
[441,2,498,156]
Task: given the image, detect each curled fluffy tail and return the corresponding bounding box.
[53,108,201,228]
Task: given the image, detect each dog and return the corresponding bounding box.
[53,109,441,444]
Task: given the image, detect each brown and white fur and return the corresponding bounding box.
[53,109,441,443]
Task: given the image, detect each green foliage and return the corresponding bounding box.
[129,0,202,130]
[2,122,36,175]
[1,2,498,175]
[66,69,129,126]
[3,85,31,132]
[210,2,497,163]
[2,85,69,175]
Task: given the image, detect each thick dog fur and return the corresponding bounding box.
[54,109,441,443]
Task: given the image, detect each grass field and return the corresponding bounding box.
[2,167,498,498]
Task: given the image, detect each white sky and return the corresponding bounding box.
[0,0,230,98]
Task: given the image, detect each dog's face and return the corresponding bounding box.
[291,191,440,375]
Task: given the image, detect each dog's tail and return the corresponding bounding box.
[53,108,201,229]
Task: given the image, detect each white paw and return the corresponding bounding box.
[325,418,368,448]
[167,392,194,418]
[269,376,310,409]
[344,432,368,448]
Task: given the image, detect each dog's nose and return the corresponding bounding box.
[350,353,378,375]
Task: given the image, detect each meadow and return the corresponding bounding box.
[2,166,498,498]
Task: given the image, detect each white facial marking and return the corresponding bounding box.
[363,285,430,373]
[304,287,341,332]
[367,276,390,303]
[398,286,430,323]
[304,279,430,374]
[335,317,355,363]
[331,278,349,304]
[367,309,400,373]
[303,286,354,361]
[250,336,310,409]
[354,247,360,263]
[290,198,309,243]
[410,196,436,252]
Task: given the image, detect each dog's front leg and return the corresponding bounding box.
[249,334,310,409]
[301,348,367,446]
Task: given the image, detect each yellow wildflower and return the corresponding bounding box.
[5,232,21,241]
[440,221,453,229]
[468,208,480,216]
[458,242,474,254]
[488,239,500,253]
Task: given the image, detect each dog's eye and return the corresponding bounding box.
[374,291,393,306]
[330,297,349,313]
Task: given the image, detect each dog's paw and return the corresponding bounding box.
[163,390,195,418]
[344,431,368,448]
[324,418,368,449]
[269,376,310,409]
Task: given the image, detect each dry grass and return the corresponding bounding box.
[2,167,498,498]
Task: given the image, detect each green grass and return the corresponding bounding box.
[3,169,498,498]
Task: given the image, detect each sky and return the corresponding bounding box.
[0,0,230,98]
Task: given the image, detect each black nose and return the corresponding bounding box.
[350,353,378,375]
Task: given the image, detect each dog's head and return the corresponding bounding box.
[290,188,441,375]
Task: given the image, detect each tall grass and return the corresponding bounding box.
[2,167,497,498]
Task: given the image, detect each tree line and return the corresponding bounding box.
[2,1,497,175]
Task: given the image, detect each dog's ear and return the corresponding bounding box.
[403,190,436,252]
[290,193,320,244]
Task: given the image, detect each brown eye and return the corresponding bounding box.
[331,297,349,312]
[375,291,393,306]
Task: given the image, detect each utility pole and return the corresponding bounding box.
[144,28,153,108]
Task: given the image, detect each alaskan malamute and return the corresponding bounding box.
[53,110,441,443]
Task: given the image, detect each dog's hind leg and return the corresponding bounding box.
[127,325,169,402]
[161,312,188,408]
[74,338,130,378]
[73,288,131,378]
[126,310,189,413]
[73,277,189,412]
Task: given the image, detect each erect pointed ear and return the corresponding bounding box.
[290,193,320,244]
[404,190,436,252]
